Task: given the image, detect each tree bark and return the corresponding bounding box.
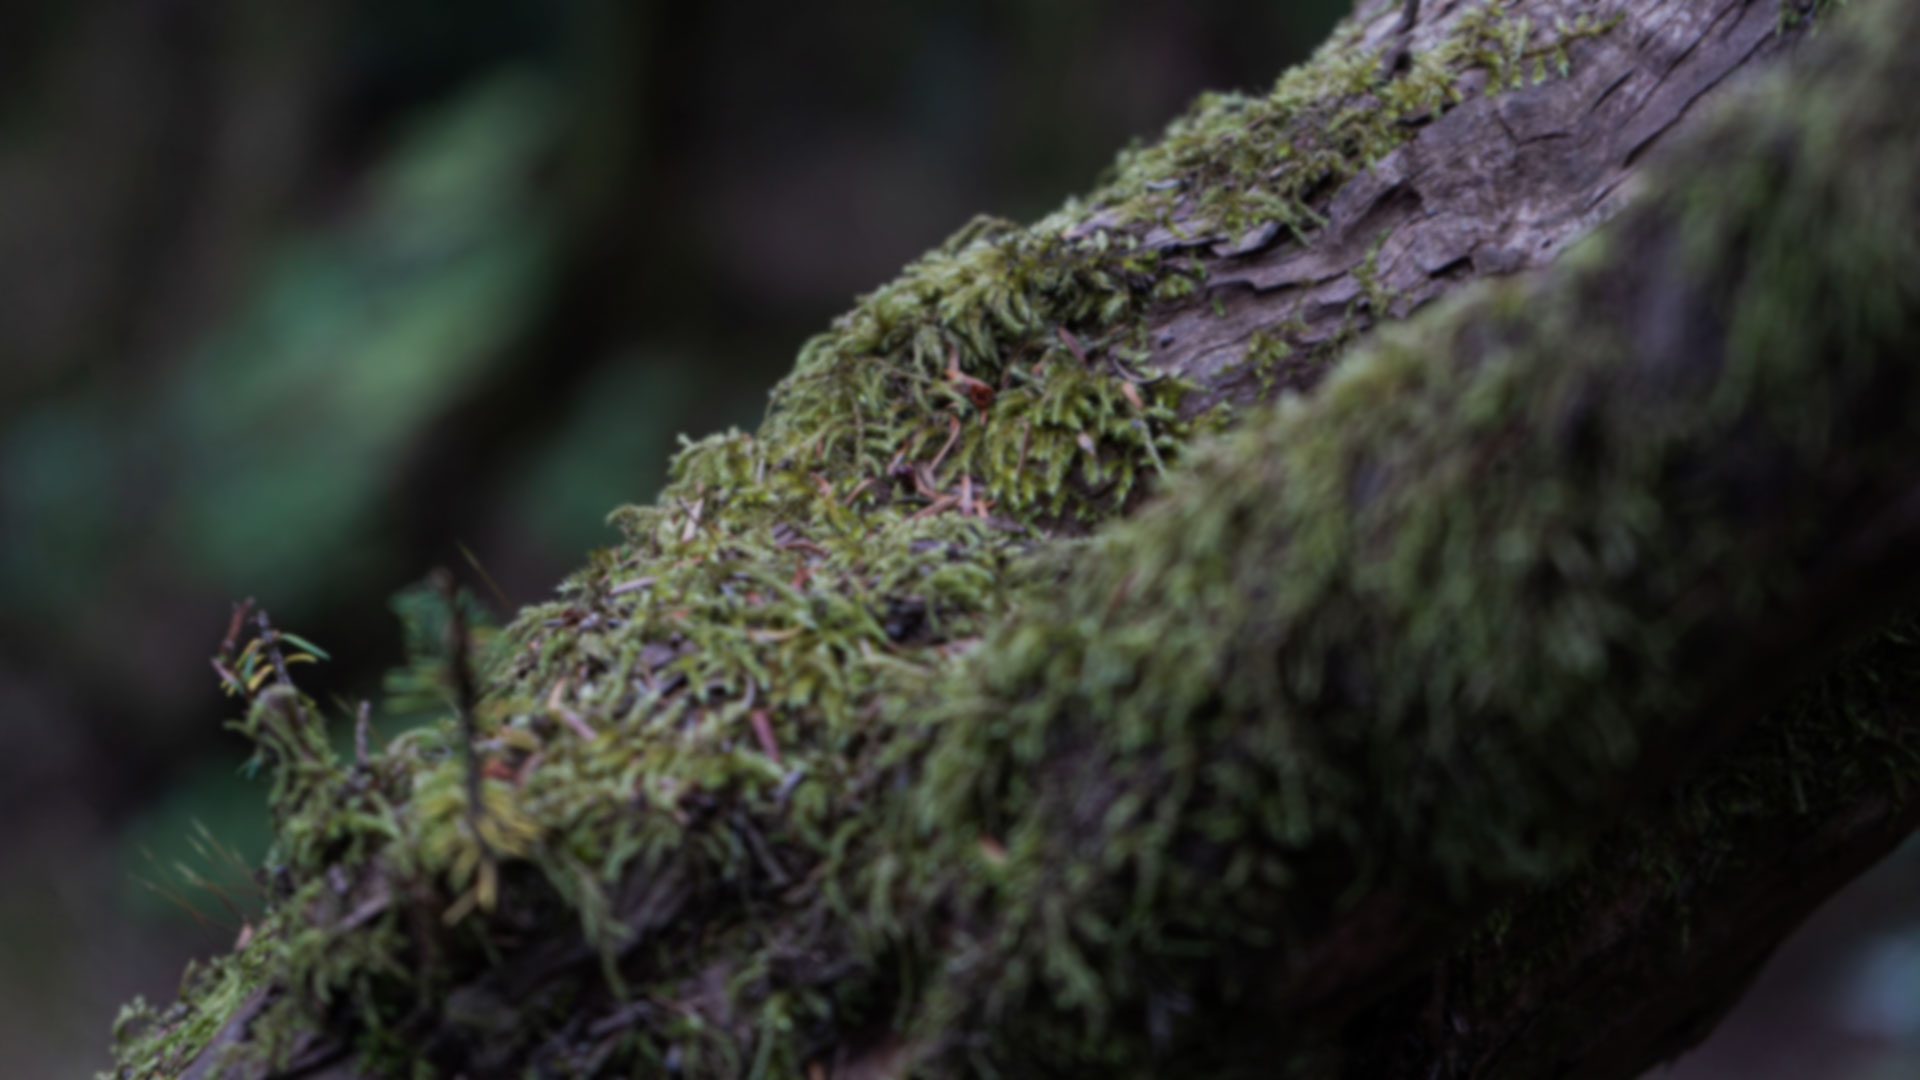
[110,1,1920,1078]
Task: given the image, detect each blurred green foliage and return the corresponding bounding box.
[2,71,557,632]
[164,74,557,605]
[0,398,120,618]
[503,360,698,558]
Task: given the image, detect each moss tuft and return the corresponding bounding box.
[898,0,1920,1066]
[102,3,1674,1076]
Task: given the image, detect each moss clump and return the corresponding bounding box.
[104,4,1656,1078]
[1082,3,1620,239]
[109,950,266,1079]
[898,0,1920,1068]
[757,223,1196,525]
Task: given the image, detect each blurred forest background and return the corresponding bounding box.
[0,1,1916,1076]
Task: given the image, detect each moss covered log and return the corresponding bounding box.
[106,0,1920,1077]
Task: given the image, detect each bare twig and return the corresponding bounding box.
[355,700,372,770]
[457,541,514,612]
[432,568,489,864]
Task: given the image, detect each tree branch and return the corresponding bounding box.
[110,1,1920,1078]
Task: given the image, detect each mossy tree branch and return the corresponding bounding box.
[111,1,1920,1078]
[909,7,1920,1064]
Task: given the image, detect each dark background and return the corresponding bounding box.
[0,2,1912,1074]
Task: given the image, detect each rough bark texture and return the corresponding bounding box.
[107,1,1920,1078]
[1133,0,1812,415]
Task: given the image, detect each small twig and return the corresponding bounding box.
[544,676,597,741]
[554,708,596,741]
[457,541,513,612]
[255,611,293,687]
[221,598,255,658]
[211,658,247,697]
[912,493,962,520]
[750,710,781,764]
[254,609,310,735]
[1057,326,1091,366]
[929,413,963,475]
[354,701,372,770]
[432,569,489,863]
[945,344,997,408]
[842,477,876,505]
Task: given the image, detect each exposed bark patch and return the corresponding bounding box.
[1148,0,1809,417]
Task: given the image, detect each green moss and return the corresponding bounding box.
[1083,2,1619,239]
[107,949,264,1079]
[103,2,1693,1077]
[897,1,1920,1068]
